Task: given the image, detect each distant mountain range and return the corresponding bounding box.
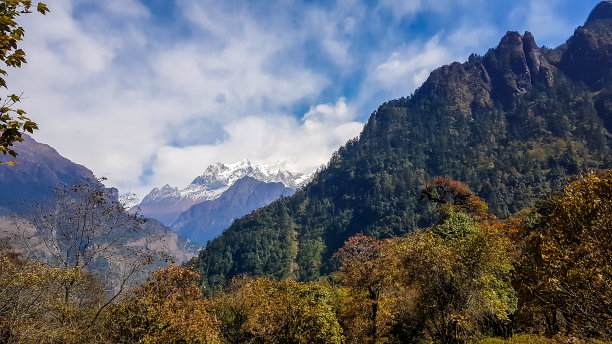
[138,160,306,225]
[192,2,612,289]
[171,176,295,244]
[0,135,200,263]
[136,160,306,244]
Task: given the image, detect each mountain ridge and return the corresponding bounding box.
[137,159,306,225]
[0,135,200,263]
[0,135,95,214]
[192,4,612,289]
[171,176,295,245]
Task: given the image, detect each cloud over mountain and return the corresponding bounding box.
[6,0,600,197]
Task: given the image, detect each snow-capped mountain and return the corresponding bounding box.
[171,176,296,244]
[137,160,307,225]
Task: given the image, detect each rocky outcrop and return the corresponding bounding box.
[560,1,612,86]
[193,2,612,289]
[417,31,556,113]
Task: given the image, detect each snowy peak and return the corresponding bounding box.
[191,159,306,190]
[141,184,180,204]
[137,160,306,226]
[179,159,305,203]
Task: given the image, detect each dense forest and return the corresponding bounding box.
[192,12,612,289]
[1,171,610,343]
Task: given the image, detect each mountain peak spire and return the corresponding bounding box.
[586,1,612,25]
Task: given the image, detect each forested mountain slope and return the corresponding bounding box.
[193,2,612,289]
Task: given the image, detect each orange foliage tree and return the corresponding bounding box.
[515,170,612,338]
[105,264,221,344]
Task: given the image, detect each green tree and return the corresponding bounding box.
[0,0,48,164]
[393,221,516,344]
[212,277,344,344]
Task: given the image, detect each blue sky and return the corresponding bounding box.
[8,0,603,197]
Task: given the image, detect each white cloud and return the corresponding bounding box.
[95,0,151,19]
[2,0,593,201]
[6,0,339,198]
[371,35,450,94]
[447,27,497,52]
[300,2,366,68]
[510,0,574,47]
[377,0,490,19]
[147,98,363,193]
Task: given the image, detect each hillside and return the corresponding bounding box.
[0,135,94,214]
[0,135,200,264]
[192,4,612,288]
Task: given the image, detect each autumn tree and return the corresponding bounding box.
[0,0,48,164]
[211,277,344,344]
[515,170,612,338]
[0,247,51,343]
[421,176,489,220]
[0,245,104,343]
[393,223,516,343]
[13,178,161,333]
[105,264,221,344]
[371,178,516,343]
[333,234,396,343]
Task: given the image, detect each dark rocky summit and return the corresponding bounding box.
[561,1,612,86]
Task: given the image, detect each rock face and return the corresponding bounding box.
[417,30,556,113]
[171,176,295,244]
[137,160,306,226]
[561,1,612,86]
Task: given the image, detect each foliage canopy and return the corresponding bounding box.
[0,0,48,165]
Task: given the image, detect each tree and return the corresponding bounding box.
[333,234,396,343]
[376,179,516,343]
[393,223,516,344]
[515,170,612,338]
[211,277,344,344]
[421,176,489,220]
[0,244,105,343]
[105,264,221,344]
[14,178,161,333]
[0,246,51,343]
[0,0,48,164]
